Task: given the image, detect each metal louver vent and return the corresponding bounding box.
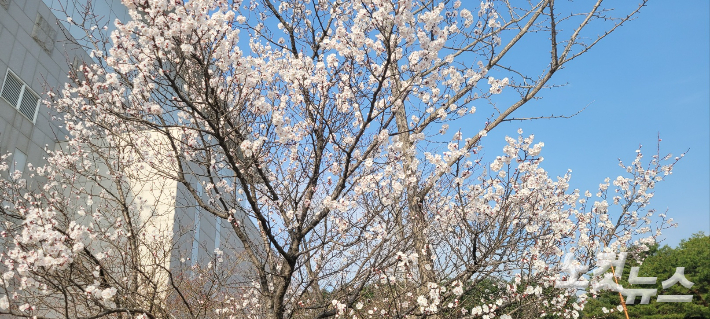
[1,71,22,107]
[18,88,39,120]
[1,70,40,122]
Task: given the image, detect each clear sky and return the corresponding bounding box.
[480,1,710,248]
[49,0,709,247]
[43,0,129,49]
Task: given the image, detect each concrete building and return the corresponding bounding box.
[0,1,258,315]
[0,0,130,163]
[0,0,80,176]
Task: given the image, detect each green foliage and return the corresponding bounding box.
[582,233,710,318]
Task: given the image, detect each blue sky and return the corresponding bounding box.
[52,0,708,247]
[481,1,709,247]
[237,0,709,247]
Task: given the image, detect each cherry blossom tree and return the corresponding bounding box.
[0,0,683,318]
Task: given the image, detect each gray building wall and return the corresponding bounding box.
[0,0,90,176]
[0,0,257,300]
[0,0,130,176]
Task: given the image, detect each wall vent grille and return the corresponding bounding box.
[1,70,40,122]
